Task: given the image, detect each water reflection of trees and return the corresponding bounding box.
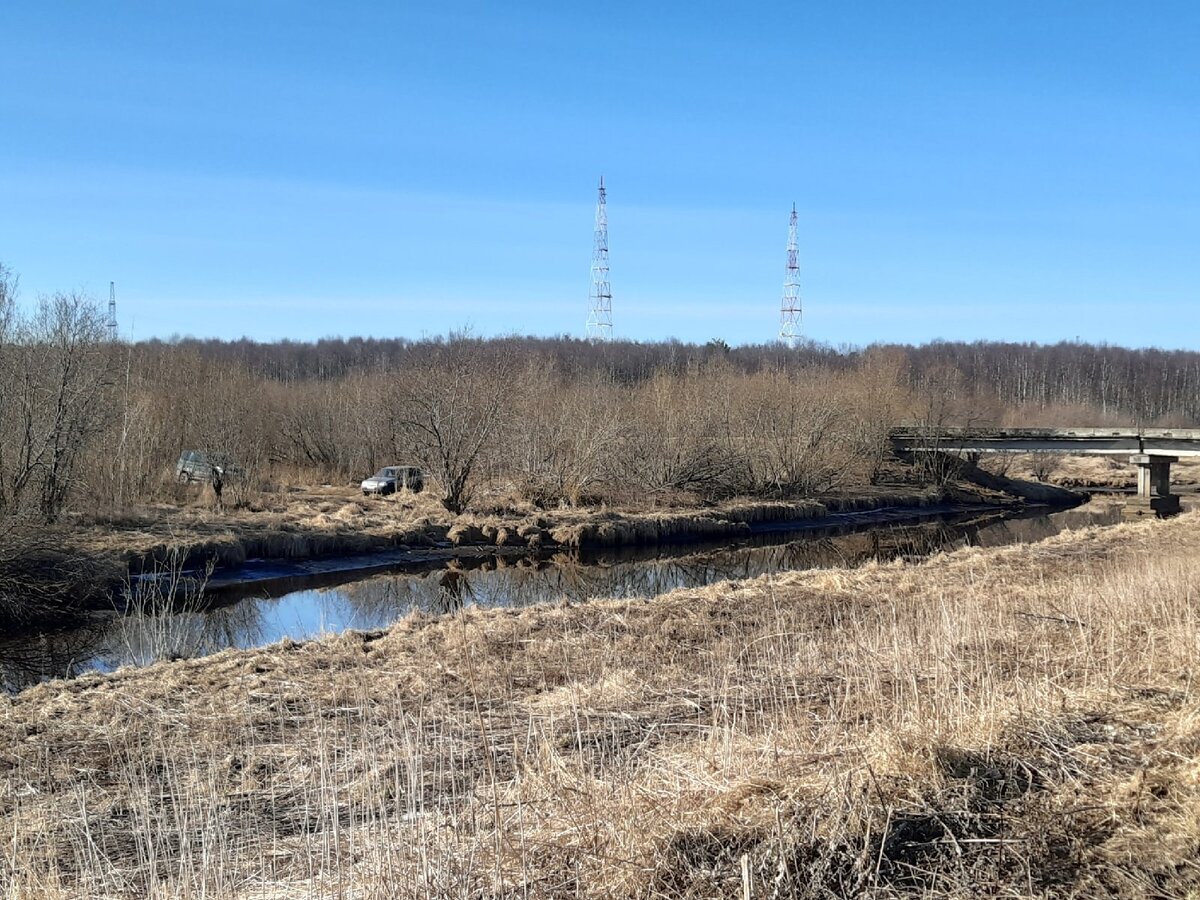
[337,507,1119,621]
[0,624,109,691]
[336,518,991,616]
[0,594,269,691]
[100,598,267,669]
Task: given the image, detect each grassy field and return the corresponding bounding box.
[4,510,1199,897]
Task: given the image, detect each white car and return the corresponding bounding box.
[361,465,424,496]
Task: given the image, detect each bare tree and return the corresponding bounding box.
[36,294,114,518]
[0,291,114,521]
[0,272,116,623]
[0,263,15,339]
[906,363,970,485]
[389,348,506,513]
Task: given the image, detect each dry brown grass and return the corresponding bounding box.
[73,485,453,564]
[1002,453,1200,490]
[5,513,1199,897]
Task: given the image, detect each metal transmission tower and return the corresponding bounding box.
[585,176,612,341]
[107,281,118,341]
[779,204,802,347]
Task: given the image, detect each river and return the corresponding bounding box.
[0,503,1121,691]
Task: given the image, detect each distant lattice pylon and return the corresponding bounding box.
[779,204,802,347]
[585,177,612,341]
[107,281,118,341]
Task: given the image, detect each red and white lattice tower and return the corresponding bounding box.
[779,204,802,347]
[585,177,612,341]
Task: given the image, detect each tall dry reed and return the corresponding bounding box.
[3,513,1199,897]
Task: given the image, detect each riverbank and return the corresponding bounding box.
[3,510,1197,897]
[5,504,1115,691]
[8,470,1057,629]
[1004,452,1200,491]
[194,498,1023,598]
[100,486,965,572]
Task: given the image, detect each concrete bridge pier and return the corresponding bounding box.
[1126,454,1181,518]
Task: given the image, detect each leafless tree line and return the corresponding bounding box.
[897,340,1200,426]
[156,334,1200,427]
[68,343,921,511]
[3,262,1198,527]
[0,335,912,516]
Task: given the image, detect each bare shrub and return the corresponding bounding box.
[723,367,893,498]
[978,450,1018,477]
[507,367,625,506]
[1028,451,1065,482]
[614,368,738,500]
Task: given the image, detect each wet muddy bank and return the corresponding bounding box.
[126,490,959,576]
[195,499,1012,600]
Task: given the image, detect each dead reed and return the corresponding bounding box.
[3,513,1199,897]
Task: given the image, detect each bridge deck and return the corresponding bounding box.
[890,427,1200,457]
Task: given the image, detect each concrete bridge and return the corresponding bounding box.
[890,427,1200,516]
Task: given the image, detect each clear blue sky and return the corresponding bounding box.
[2,2,1197,347]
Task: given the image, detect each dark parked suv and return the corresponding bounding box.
[175,450,243,483]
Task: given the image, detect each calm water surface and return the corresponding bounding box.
[0,504,1120,691]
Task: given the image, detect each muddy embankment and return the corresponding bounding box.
[7,473,1085,631]
[126,486,1021,574]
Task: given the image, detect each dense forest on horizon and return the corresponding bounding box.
[155,331,1200,424]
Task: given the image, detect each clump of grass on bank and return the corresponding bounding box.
[6,512,1197,897]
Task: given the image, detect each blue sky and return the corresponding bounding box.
[2,2,1197,347]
